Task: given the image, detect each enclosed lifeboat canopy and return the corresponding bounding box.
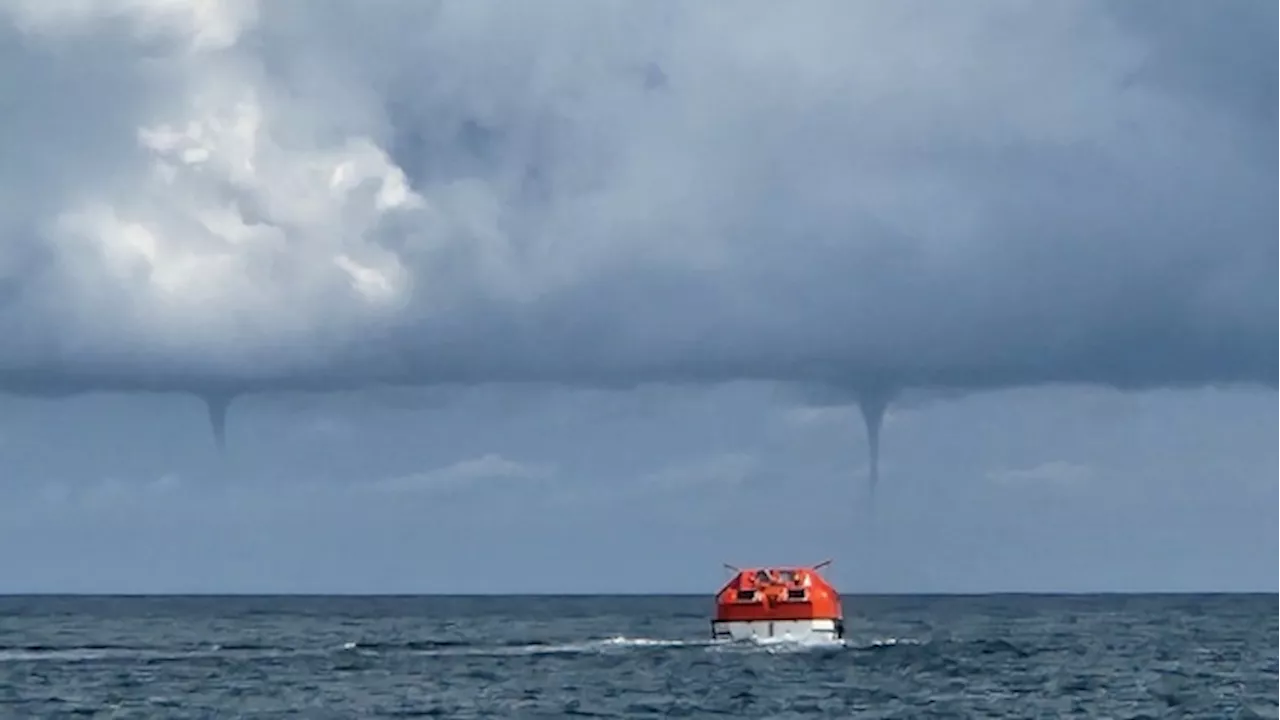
[711,561,844,641]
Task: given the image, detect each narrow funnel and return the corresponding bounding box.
[856,387,893,501]
[204,393,231,453]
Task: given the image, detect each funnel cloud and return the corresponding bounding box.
[204,394,232,454]
[0,1,1274,464]
[857,388,895,499]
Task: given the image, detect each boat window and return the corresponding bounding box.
[736,589,756,602]
[786,588,806,600]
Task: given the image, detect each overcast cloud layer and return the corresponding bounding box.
[0,0,1274,402]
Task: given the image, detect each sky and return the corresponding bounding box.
[0,0,1274,593]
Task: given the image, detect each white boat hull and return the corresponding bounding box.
[711,618,843,642]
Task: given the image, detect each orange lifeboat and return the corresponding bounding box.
[711,560,845,641]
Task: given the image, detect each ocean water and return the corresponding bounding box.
[0,594,1274,718]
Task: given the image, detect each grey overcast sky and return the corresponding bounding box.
[0,0,1274,593]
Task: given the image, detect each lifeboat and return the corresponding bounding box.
[711,560,845,641]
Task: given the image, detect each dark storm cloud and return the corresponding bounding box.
[0,0,1272,410]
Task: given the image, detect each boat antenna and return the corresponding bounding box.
[811,559,833,571]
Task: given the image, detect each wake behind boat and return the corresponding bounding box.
[711,560,845,642]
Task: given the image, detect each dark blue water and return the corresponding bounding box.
[0,594,1274,718]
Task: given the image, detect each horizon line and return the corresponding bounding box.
[1,590,1274,598]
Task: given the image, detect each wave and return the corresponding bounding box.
[0,634,935,663]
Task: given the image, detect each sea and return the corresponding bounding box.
[0,594,1274,718]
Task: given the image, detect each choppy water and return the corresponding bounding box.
[0,594,1274,718]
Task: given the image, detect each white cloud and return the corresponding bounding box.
[987,461,1095,490]
[540,451,762,514]
[639,452,759,492]
[370,453,554,495]
[3,0,259,50]
[33,472,188,510]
